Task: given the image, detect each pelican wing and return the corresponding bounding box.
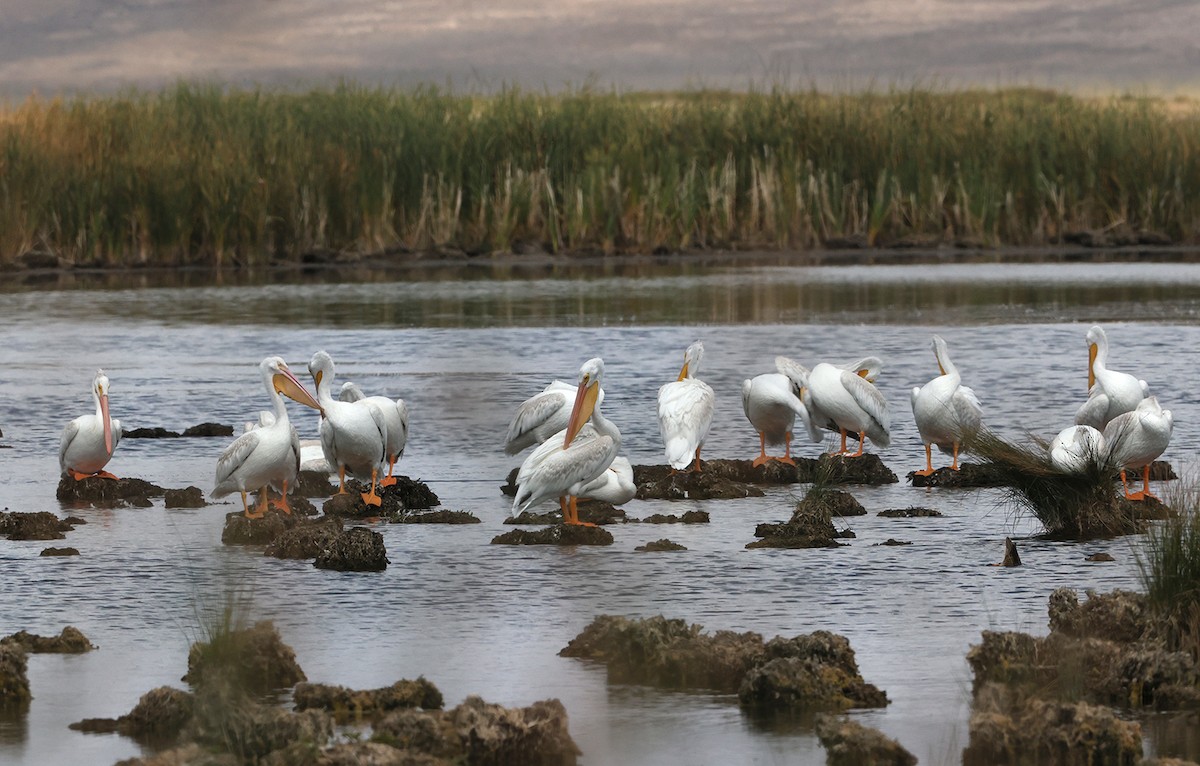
[1073,389,1109,430]
[658,379,715,469]
[953,385,984,434]
[58,420,80,473]
[840,370,891,445]
[514,425,618,512]
[363,401,389,463]
[774,356,810,390]
[288,423,301,480]
[213,431,261,495]
[504,390,569,455]
[392,399,410,456]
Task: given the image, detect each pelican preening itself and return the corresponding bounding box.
[60,370,121,480]
[309,351,389,507]
[658,341,715,472]
[1048,425,1107,475]
[910,336,983,475]
[800,359,891,457]
[512,358,621,525]
[578,455,636,506]
[1103,396,1173,501]
[340,381,410,487]
[1075,325,1150,431]
[741,365,820,467]
[504,378,605,456]
[212,357,323,518]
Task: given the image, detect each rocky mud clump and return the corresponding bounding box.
[0,511,77,540]
[55,476,165,508]
[634,464,766,500]
[293,677,444,722]
[0,643,30,708]
[635,539,687,552]
[747,488,857,549]
[1,626,95,653]
[263,517,344,559]
[492,524,614,546]
[313,527,389,572]
[816,714,917,766]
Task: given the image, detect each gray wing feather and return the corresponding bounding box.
[58,420,79,473]
[840,370,891,445]
[954,386,983,434]
[505,391,569,455]
[364,401,389,463]
[213,431,261,496]
[658,380,715,467]
[774,356,810,390]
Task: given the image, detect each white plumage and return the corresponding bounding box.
[804,358,891,455]
[309,351,389,507]
[1074,325,1149,430]
[504,379,605,455]
[1048,425,1107,475]
[578,455,636,506]
[658,340,715,471]
[1103,396,1173,500]
[910,335,982,474]
[340,381,410,486]
[512,358,621,525]
[213,357,322,517]
[59,370,121,479]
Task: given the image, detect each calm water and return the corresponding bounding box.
[2,259,1199,765]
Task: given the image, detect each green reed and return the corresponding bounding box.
[2,84,1198,267]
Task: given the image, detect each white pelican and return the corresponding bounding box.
[59,370,121,480]
[741,364,820,467]
[504,378,606,455]
[213,357,323,518]
[658,340,715,472]
[1075,325,1149,430]
[1103,396,1172,500]
[309,351,389,507]
[512,358,620,525]
[1049,425,1107,475]
[803,358,891,456]
[578,455,636,506]
[910,336,983,475]
[340,381,410,487]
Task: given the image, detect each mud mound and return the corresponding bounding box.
[634,465,766,500]
[1,626,94,653]
[394,509,480,524]
[492,525,614,546]
[506,502,627,526]
[638,511,710,524]
[635,539,687,552]
[264,517,344,559]
[163,487,207,508]
[314,527,388,572]
[748,490,856,549]
[878,507,942,518]
[56,476,165,507]
[816,715,916,766]
[0,511,76,540]
[293,677,443,722]
[182,620,306,694]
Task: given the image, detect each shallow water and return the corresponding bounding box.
[1,260,1198,765]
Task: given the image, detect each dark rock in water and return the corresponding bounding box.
[296,470,337,498]
[374,695,581,766]
[0,643,30,708]
[180,422,234,437]
[738,633,889,712]
[395,509,480,524]
[561,615,886,713]
[506,509,561,525]
[0,511,73,540]
[183,620,306,694]
[747,488,854,549]
[2,626,94,653]
[804,489,865,517]
[639,511,710,524]
[293,676,443,721]
[1149,460,1177,480]
[492,524,614,546]
[221,510,298,546]
[1047,588,1146,644]
[506,503,626,526]
[121,427,181,439]
[56,476,165,507]
[378,476,439,510]
[962,692,1142,766]
[40,546,80,556]
[1086,552,1116,562]
[63,516,86,525]
[76,686,196,743]
[875,539,911,547]
[816,714,917,766]
[1000,537,1022,567]
[192,700,333,761]
[314,527,388,571]
[635,539,687,552]
[813,453,898,486]
[908,462,1005,488]
[164,486,207,509]
[68,717,119,734]
[878,507,942,518]
[634,465,766,500]
[264,517,344,559]
[324,476,439,518]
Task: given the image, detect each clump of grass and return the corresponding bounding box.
[968,429,1138,540]
[1138,495,1200,659]
[2,84,1199,267]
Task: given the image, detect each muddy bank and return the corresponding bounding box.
[747,488,858,549]
[55,476,165,508]
[909,460,1178,489]
[293,677,443,722]
[321,476,439,518]
[0,511,78,541]
[506,501,627,526]
[492,524,614,546]
[1,627,94,654]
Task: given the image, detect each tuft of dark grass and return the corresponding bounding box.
[967,429,1139,540]
[1138,495,1200,659]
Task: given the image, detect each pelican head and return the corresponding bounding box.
[678,340,704,381]
[931,335,950,376]
[263,356,322,412]
[565,357,605,447]
[1085,325,1106,390]
[852,357,884,382]
[308,350,335,395]
[93,369,113,454]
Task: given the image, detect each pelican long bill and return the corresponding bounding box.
[274,368,323,414]
[564,376,599,448]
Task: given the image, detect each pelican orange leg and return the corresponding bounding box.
[380,457,398,488]
[913,444,935,477]
[361,468,383,507]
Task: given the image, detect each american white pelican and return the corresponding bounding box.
[910,335,983,475]
[741,365,820,467]
[1075,325,1149,430]
[213,357,323,518]
[59,370,121,480]
[658,340,715,472]
[1103,396,1172,500]
[803,358,891,456]
[504,378,605,455]
[1048,425,1107,475]
[578,455,636,505]
[308,351,389,507]
[512,358,620,525]
[340,381,410,487]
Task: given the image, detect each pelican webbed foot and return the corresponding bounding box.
[771,456,797,466]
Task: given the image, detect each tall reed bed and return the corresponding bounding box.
[2,84,1198,267]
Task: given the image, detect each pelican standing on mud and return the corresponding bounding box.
[512,358,621,525]
[741,358,820,467]
[1075,325,1149,430]
[504,378,605,455]
[309,351,389,507]
[340,381,410,487]
[658,340,715,472]
[59,370,121,480]
[910,335,982,475]
[802,358,891,457]
[1103,396,1172,501]
[212,357,324,518]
